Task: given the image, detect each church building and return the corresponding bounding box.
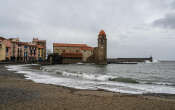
[53,30,107,64]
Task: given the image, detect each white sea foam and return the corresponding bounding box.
[61,71,115,81]
[145,59,159,64]
[6,64,175,94]
[6,65,28,71]
[76,62,84,65]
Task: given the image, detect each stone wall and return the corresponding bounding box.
[81,49,93,62]
[62,58,82,64]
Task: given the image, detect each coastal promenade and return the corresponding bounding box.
[0,64,175,110]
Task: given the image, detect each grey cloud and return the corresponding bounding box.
[0,0,175,60]
[153,13,175,29]
[171,0,175,8]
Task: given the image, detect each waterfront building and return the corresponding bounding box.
[0,37,13,61]
[53,30,107,64]
[0,37,6,61]
[32,38,46,61]
[0,37,46,63]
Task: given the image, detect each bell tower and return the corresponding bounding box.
[96,30,107,64]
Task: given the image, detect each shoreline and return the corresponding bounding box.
[1,64,175,110]
[10,64,175,97]
[3,64,175,98]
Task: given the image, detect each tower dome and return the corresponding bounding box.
[98,30,106,37]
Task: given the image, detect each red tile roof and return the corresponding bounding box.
[61,53,82,58]
[53,43,88,47]
[0,37,6,40]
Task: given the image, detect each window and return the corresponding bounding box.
[20,48,22,56]
[6,48,8,53]
[76,50,79,53]
[18,48,20,57]
[30,48,32,56]
[34,49,36,56]
[24,46,28,48]
[0,42,2,48]
[6,48,8,56]
[38,49,40,57]
[41,49,43,57]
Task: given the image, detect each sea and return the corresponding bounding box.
[6,61,175,94]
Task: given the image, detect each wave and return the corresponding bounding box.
[6,65,28,71]
[140,81,175,86]
[53,69,140,84]
[109,77,139,84]
[11,65,174,86]
[42,68,114,81]
[46,69,174,86]
[6,64,175,95]
[76,62,84,65]
[59,71,116,81]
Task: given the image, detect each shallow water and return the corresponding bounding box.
[6,61,175,94]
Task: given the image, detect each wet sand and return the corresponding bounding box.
[0,65,175,110]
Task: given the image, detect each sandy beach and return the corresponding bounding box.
[0,65,175,110]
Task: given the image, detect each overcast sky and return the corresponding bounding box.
[0,0,175,60]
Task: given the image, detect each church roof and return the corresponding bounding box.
[53,43,88,47]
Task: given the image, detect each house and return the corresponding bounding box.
[0,37,46,63]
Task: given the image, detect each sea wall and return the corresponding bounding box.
[107,57,153,64]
